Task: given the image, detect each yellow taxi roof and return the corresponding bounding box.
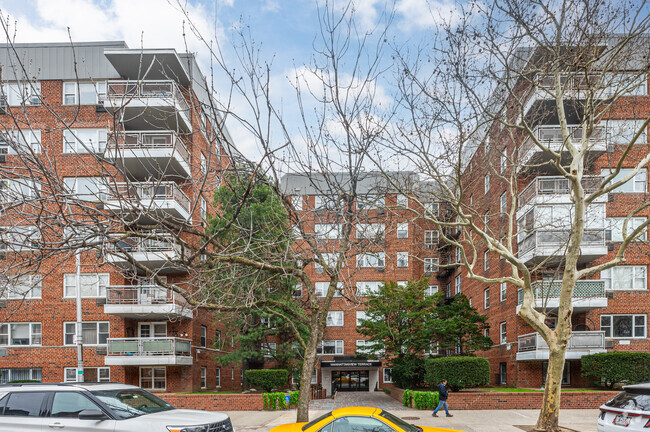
[331,407,381,418]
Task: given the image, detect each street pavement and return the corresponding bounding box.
[226,392,599,432]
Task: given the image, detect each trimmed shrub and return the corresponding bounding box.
[245,369,288,392]
[403,389,413,407]
[263,391,299,410]
[401,389,439,409]
[582,352,650,389]
[425,357,490,392]
[391,356,426,389]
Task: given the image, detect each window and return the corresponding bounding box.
[485,135,490,153]
[484,328,490,339]
[542,361,571,385]
[0,368,41,384]
[396,194,408,207]
[292,283,303,298]
[63,367,109,383]
[315,282,343,297]
[601,314,646,338]
[200,197,207,220]
[316,223,343,239]
[455,246,462,264]
[484,174,490,194]
[63,129,108,153]
[602,266,647,291]
[396,252,408,268]
[201,367,207,388]
[424,285,438,297]
[356,281,382,296]
[2,81,41,106]
[455,274,462,294]
[602,168,647,193]
[424,258,439,274]
[357,194,384,210]
[140,367,166,390]
[425,341,439,356]
[0,226,40,251]
[51,391,103,418]
[1,275,42,300]
[216,368,221,387]
[2,391,48,417]
[499,363,507,385]
[63,274,109,298]
[200,153,207,174]
[500,322,507,344]
[606,120,648,145]
[500,282,507,302]
[424,230,439,248]
[2,129,42,154]
[317,340,344,355]
[291,195,303,211]
[425,202,439,217]
[332,416,393,432]
[260,317,275,329]
[63,81,107,105]
[383,368,392,383]
[500,193,507,213]
[214,331,222,349]
[327,311,344,326]
[201,326,207,347]
[356,223,385,240]
[64,322,109,345]
[315,253,338,273]
[63,177,106,201]
[357,252,385,268]
[396,223,408,239]
[606,217,647,242]
[356,311,368,326]
[0,323,41,346]
[501,153,507,173]
[261,342,277,358]
[484,288,490,309]
[0,179,40,202]
[484,250,490,271]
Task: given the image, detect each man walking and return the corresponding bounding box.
[432,379,453,417]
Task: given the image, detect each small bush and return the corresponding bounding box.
[425,357,490,391]
[403,389,413,406]
[391,356,426,389]
[262,391,299,410]
[582,352,650,389]
[245,369,288,392]
[412,391,439,409]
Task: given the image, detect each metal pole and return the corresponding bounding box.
[76,252,84,382]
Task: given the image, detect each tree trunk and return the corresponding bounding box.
[296,324,321,422]
[534,346,567,432]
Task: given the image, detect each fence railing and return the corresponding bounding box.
[518,331,605,352]
[107,182,190,214]
[310,385,326,400]
[106,131,190,165]
[518,228,605,255]
[106,285,179,305]
[518,176,602,208]
[106,80,189,112]
[520,125,606,163]
[107,337,191,356]
[106,234,181,254]
[517,280,605,305]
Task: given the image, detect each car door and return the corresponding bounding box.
[0,391,48,431]
[46,391,116,432]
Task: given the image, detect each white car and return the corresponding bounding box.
[598,382,650,431]
[0,382,233,432]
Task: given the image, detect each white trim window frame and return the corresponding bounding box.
[63,129,108,153]
[63,273,109,298]
[326,311,344,327]
[396,252,408,268]
[0,322,42,346]
[600,314,646,338]
[605,217,647,242]
[601,266,647,291]
[63,81,107,105]
[215,368,221,387]
[3,82,41,106]
[2,275,42,300]
[64,367,110,383]
[500,322,507,344]
[140,366,166,391]
[357,252,386,268]
[424,230,439,248]
[356,281,382,296]
[356,311,368,327]
[484,288,490,309]
[601,168,647,193]
[484,174,490,194]
[424,258,439,273]
[396,223,408,239]
[63,321,109,345]
[383,368,393,383]
[500,282,507,302]
[424,285,438,297]
[315,282,343,297]
[396,194,408,208]
[317,340,344,355]
[455,274,462,294]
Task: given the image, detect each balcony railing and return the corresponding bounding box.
[107,80,189,112]
[518,176,602,208]
[106,235,180,254]
[518,331,605,353]
[106,131,190,166]
[107,182,190,214]
[518,228,606,255]
[107,337,191,357]
[106,285,176,305]
[517,280,605,305]
[520,125,606,164]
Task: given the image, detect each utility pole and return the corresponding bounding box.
[76,252,84,382]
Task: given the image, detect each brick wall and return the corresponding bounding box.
[161,393,264,411]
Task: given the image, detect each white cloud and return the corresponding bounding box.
[261,0,280,13]
[395,0,460,30]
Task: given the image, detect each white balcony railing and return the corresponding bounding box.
[520,125,607,166]
[106,182,190,215]
[518,331,606,357]
[106,131,190,166]
[107,80,189,112]
[107,337,191,357]
[518,176,602,208]
[106,234,180,255]
[106,285,174,305]
[518,228,606,255]
[517,280,606,305]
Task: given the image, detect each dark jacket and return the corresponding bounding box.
[437,383,449,401]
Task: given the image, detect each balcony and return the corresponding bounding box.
[104,285,192,319]
[105,337,192,366]
[105,235,185,274]
[516,331,606,361]
[104,80,191,131]
[519,125,607,170]
[104,182,191,221]
[517,176,606,217]
[517,228,607,265]
[516,280,607,313]
[104,131,191,179]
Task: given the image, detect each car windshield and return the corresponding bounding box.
[606,390,650,412]
[91,389,175,419]
[302,411,333,431]
[379,410,420,432]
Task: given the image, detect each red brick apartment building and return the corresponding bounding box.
[0,41,242,393]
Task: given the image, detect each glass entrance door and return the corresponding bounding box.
[332,370,370,392]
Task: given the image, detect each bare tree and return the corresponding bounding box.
[369,1,650,431]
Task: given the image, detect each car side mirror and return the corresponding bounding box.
[78,409,108,420]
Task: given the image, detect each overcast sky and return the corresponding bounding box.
[0,0,456,161]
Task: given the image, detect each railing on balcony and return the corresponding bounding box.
[518,228,606,255]
[106,80,189,112]
[107,182,191,214]
[106,131,190,166]
[520,125,606,162]
[518,176,602,208]
[518,331,606,352]
[517,280,605,305]
[106,285,179,305]
[107,337,191,357]
[106,234,181,254]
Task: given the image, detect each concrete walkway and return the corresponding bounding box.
[309,392,407,411]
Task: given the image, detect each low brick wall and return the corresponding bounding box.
[383,384,617,410]
[161,393,264,411]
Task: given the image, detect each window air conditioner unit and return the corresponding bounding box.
[28,95,41,105]
[95,104,107,113]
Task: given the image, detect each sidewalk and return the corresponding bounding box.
[226,408,600,432]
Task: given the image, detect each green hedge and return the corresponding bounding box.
[244,369,288,392]
[402,389,439,409]
[391,356,426,389]
[263,391,299,410]
[425,357,490,392]
[582,352,650,389]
